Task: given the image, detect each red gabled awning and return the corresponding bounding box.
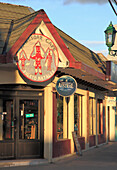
[6,9,75,64]
[5,9,107,87]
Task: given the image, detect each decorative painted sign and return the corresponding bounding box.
[17,34,59,82]
[56,75,77,97]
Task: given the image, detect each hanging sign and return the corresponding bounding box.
[56,75,77,97]
[17,34,59,82]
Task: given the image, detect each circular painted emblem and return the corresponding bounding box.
[56,75,77,97]
[17,34,59,82]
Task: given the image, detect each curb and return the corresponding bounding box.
[0,159,48,168]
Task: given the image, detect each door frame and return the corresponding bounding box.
[0,87,44,159]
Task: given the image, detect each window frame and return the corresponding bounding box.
[74,93,83,137]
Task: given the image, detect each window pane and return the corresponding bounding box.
[98,99,103,134]
[57,95,63,139]
[89,98,93,135]
[99,102,101,134]
[74,94,83,137]
[74,94,78,133]
[0,100,14,140]
[19,100,39,140]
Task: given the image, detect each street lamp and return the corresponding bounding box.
[104,21,116,55]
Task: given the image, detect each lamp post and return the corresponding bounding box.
[104,21,116,55]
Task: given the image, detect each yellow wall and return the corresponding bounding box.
[44,85,53,162]
[0,64,26,84]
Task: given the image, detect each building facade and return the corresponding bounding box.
[0,3,117,161]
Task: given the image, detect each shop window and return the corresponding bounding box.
[57,94,68,140]
[19,100,39,140]
[0,100,14,140]
[97,99,103,134]
[57,95,63,139]
[89,97,94,135]
[74,94,83,137]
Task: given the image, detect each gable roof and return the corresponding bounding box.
[6,9,76,64]
[0,3,106,81]
[5,12,39,53]
[0,2,34,20]
[55,27,106,75]
[0,2,34,55]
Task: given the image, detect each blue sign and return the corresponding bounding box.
[56,75,77,97]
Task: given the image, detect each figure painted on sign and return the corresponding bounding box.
[30,41,45,75]
[45,49,53,71]
[19,50,26,70]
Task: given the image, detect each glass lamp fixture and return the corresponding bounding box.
[104,21,116,54]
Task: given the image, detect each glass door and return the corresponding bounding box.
[0,96,44,159]
[3,100,14,140]
[0,91,44,160]
[0,99,15,159]
[19,100,39,140]
[17,99,43,158]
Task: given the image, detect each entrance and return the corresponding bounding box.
[0,95,44,159]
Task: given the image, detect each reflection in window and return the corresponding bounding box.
[89,97,93,135]
[74,94,78,133]
[0,100,14,140]
[74,94,83,137]
[108,34,112,43]
[19,100,39,140]
[97,99,103,134]
[57,95,63,139]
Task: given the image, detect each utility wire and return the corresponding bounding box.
[108,0,117,16]
[112,0,117,5]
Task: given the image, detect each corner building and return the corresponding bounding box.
[0,2,116,161]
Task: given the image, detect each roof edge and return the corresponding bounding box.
[6,9,76,64]
[0,2,31,9]
[70,61,106,80]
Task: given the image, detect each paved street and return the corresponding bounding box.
[1,142,117,170]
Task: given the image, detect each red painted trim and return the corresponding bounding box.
[78,137,85,150]
[98,134,106,144]
[6,11,43,63]
[101,102,103,134]
[6,9,106,83]
[106,61,111,81]
[52,91,71,158]
[104,105,107,142]
[6,10,75,63]
[87,91,89,143]
[89,135,96,147]
[53,90,57,143]
[44,18,76,63]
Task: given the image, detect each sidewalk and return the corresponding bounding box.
[0,142,117,169]
[54,142,117,170]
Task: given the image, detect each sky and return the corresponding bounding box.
[0,0,117,57]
